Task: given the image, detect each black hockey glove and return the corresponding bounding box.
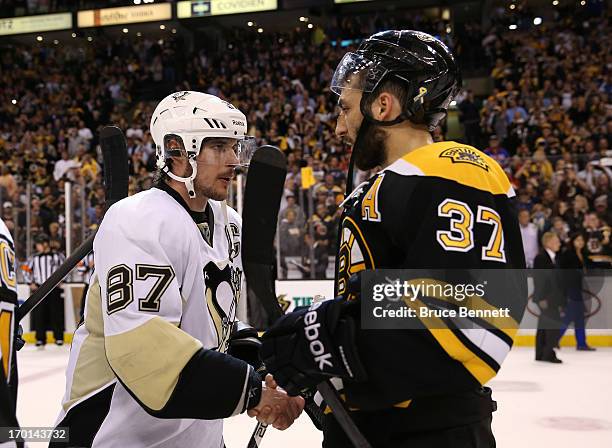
[260,299,367,396]
[227,320,263,370]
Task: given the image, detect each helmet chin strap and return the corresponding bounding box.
[163,156,199,198]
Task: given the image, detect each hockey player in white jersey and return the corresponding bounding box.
[53,91,304,447]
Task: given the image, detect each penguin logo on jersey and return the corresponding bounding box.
[204,261,241,352]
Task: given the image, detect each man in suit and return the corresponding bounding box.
[533,232,565,363]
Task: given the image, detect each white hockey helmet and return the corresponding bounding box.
[150,91,255,198]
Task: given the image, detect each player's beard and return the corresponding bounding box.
[353,122,387,171]
[199,183,227,201]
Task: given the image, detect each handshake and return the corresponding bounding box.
[248,374,305,430]
[228,321,304,430]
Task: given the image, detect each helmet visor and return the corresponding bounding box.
[330,52,388,95]
[237,136,257,167]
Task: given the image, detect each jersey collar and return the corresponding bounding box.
[154,181,215,246]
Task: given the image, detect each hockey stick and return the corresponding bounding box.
[242,146,371,448]
[16,126,129,323]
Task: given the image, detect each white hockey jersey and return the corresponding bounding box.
[56,186,255,448]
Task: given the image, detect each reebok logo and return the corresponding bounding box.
[304,302,333,371]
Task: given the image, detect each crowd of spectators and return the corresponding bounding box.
[458,12,611,269]
[0,5,609,281]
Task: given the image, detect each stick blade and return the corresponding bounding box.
[100,126,129,208]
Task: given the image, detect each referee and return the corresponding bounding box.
[26,234,66,348]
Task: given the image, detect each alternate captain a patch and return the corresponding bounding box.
[440,146,490,171]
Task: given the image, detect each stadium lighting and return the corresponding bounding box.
[509,24,518,30]
[580,0,586,4]
[299,16,308,22]
[11,99,17,105]
[247,21,254,26]
[552,0,559,5]
[534,17,543,25]
[123,28,129,33]
[36,36,43,42]
[53,39,59,45]
[87,36,93,42]
[133,0,141,4]
[160,24,166,30]
[450,100,457,107]
[137,32,142,37]
[172,28,177,34]
[308,23,314,29]
[509,4,516,9]
[446,25,452,33]
[71,32,76,38]
[257,28,264,33]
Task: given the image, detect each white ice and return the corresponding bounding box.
[16,346,612,447]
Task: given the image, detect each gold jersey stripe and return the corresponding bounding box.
[403,297,497,385]
[105,316,202,411]
[386,141,512,197]
[65,277,115,412]
[0,309,12,378]
[398,278,519,340]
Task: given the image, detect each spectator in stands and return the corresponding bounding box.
[458,90,481,147]
[0,166,18,202]
[583,212,611,266]
[53,151,80,182]
[518,209,539,268]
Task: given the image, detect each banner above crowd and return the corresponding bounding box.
[77,3,172,28]
[0,13,72,36]
[177,0,278,18]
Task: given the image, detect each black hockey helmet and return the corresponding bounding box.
[331,30,461,131]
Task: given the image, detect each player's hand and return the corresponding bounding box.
[247,374,304,430]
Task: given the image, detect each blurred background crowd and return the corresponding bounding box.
[0,0,610,281]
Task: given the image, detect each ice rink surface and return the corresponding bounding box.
[16,346,612,448]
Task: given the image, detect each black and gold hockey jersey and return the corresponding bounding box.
[335,141,526,423]
[0,218,19,437]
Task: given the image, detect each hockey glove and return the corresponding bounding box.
[260,298,367,396]
[228,320,263,370]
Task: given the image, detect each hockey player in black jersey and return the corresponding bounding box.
[261,30,527,447]
[0,217,20,447]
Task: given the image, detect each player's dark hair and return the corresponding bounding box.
[153,158,173,185]
[361,77,411,123]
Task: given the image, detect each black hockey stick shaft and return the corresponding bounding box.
[17,126,129,323]
[242,146,371,448]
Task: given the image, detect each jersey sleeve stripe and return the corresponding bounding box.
[405,298,498,385]
[105,316,203,411]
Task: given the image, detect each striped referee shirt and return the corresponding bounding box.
[26,251,65,285]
